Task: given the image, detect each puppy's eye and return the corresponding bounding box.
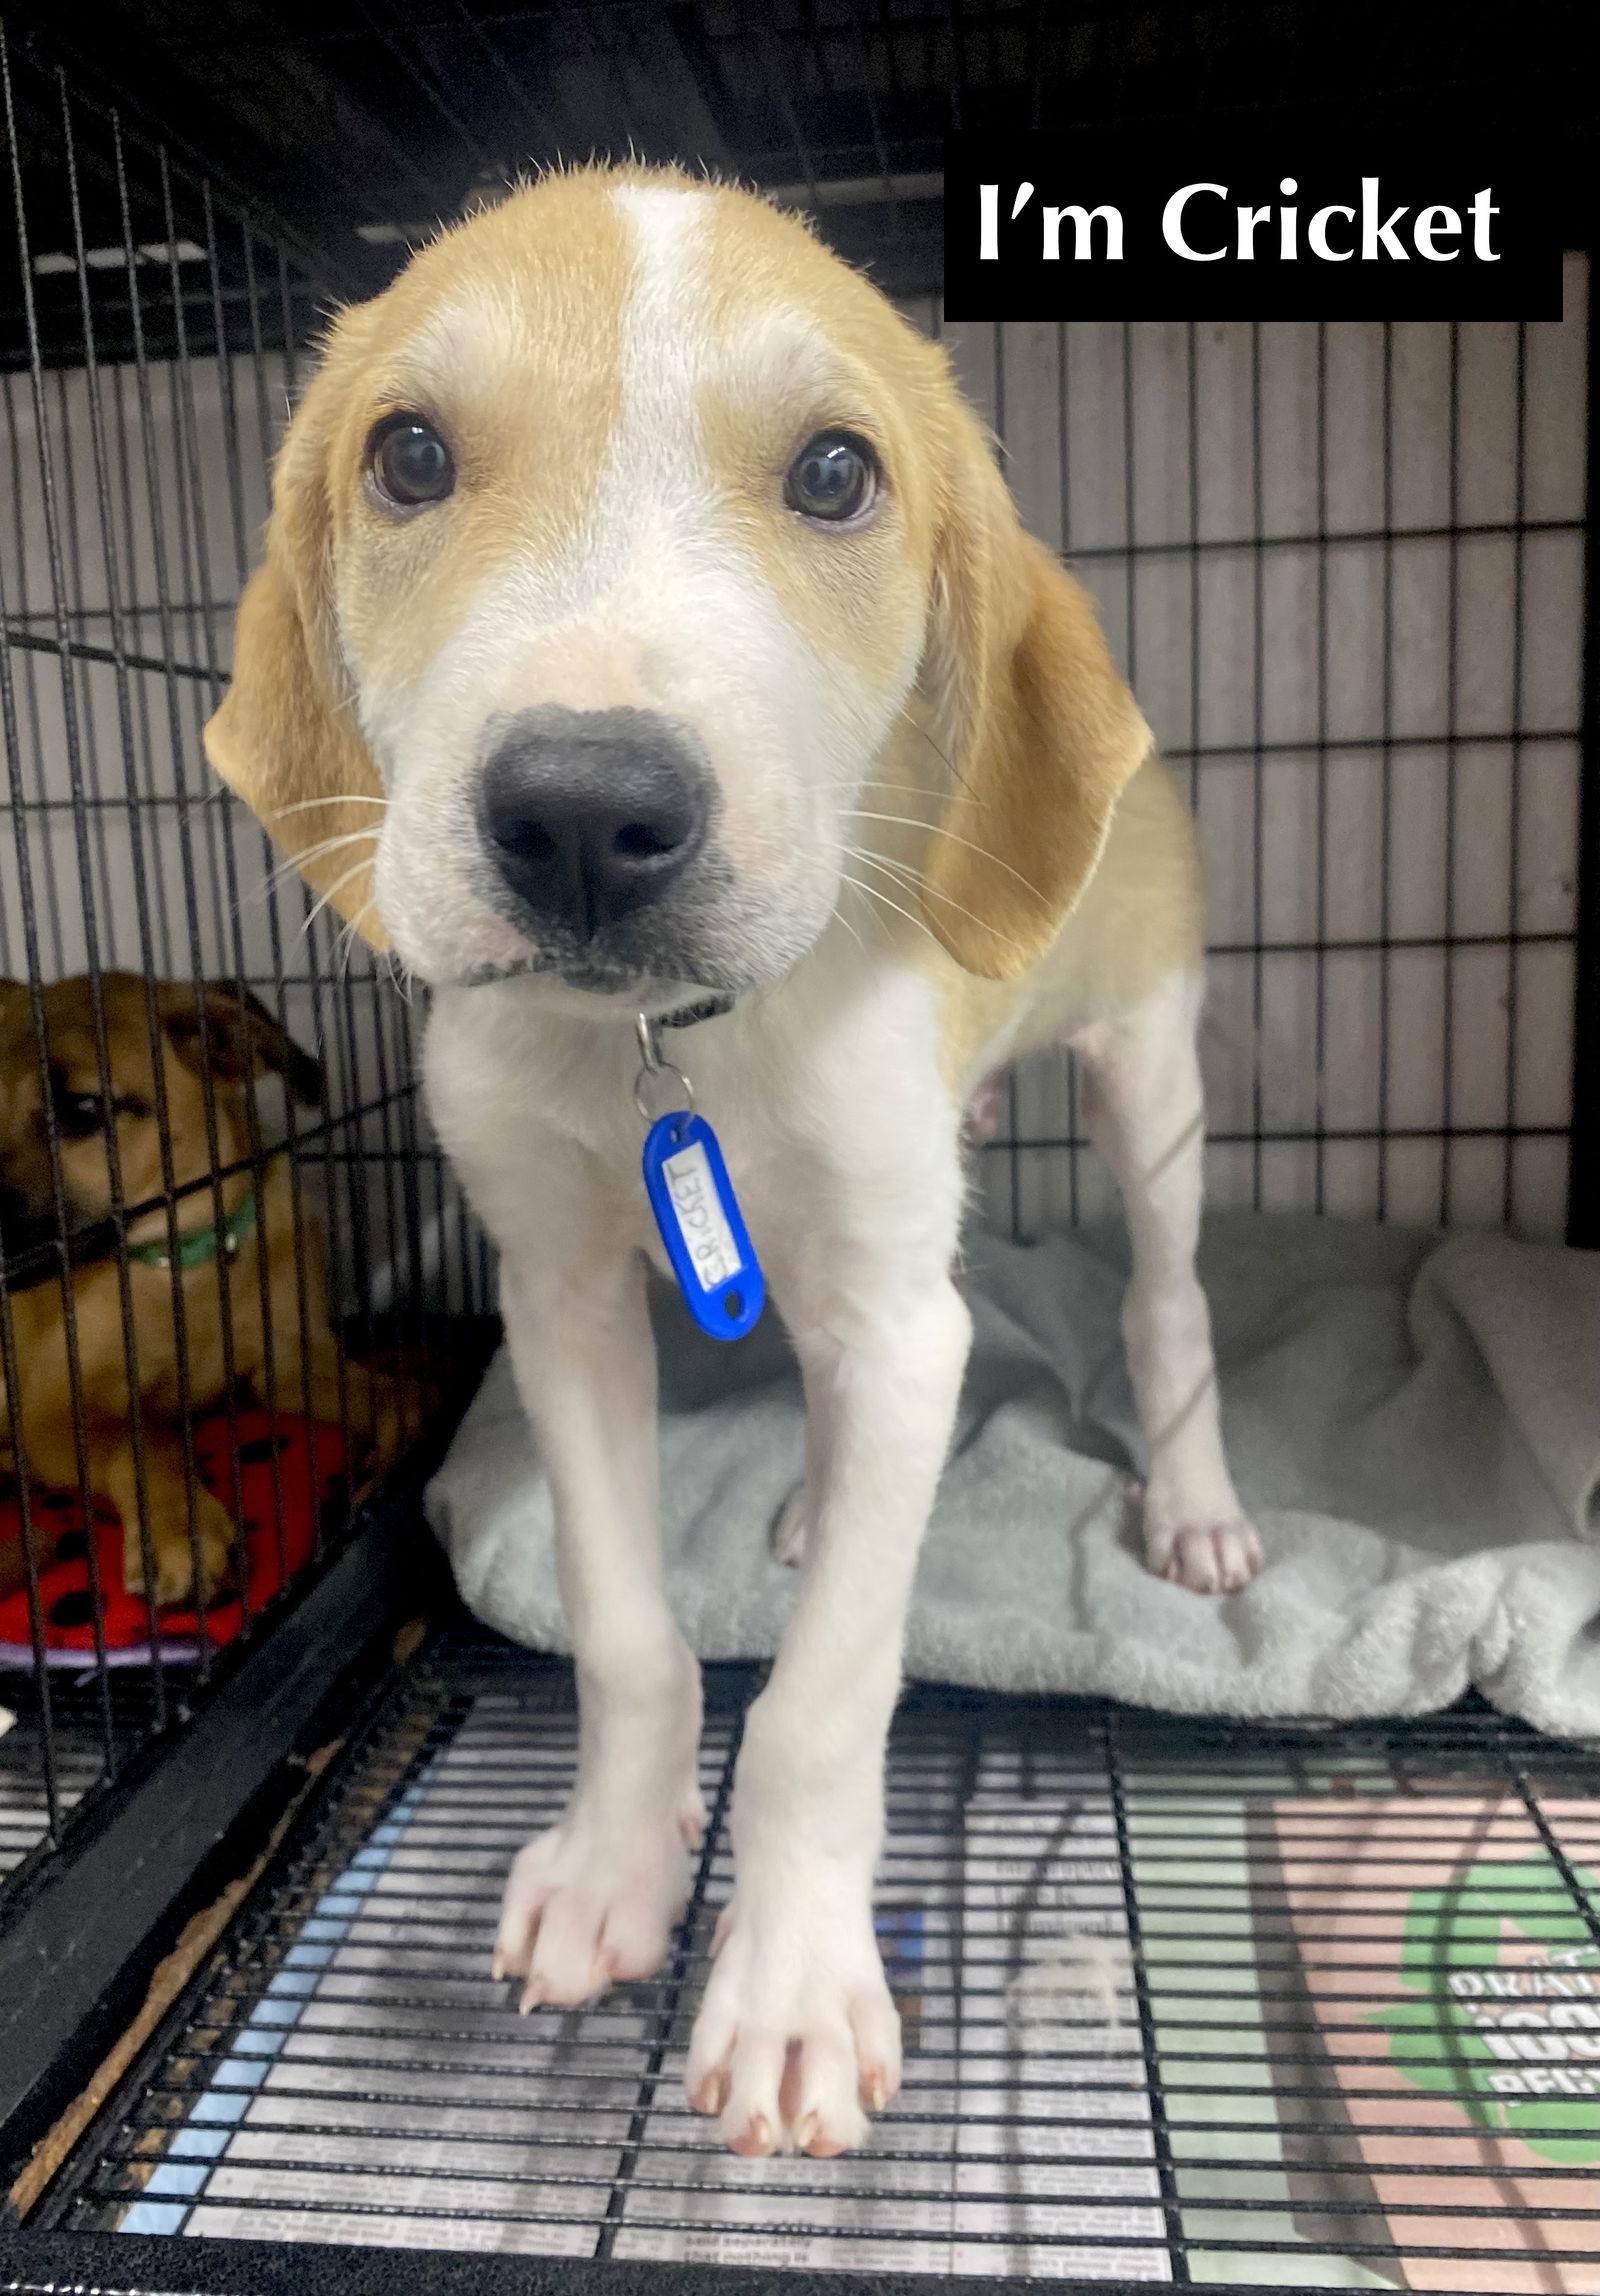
[53,1090,148,1139]
[57,1093,106,1139]
[367,413,455,510]
[784,430,879,524]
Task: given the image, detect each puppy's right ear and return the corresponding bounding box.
[204,310,391,950]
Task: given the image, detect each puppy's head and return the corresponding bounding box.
[206,168,1149,1005]
[0,974,320,1266]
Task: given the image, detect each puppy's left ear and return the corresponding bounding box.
[161,984,324,1107]
[920,403,1152,981]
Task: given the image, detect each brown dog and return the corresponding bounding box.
[0,972,397,1607]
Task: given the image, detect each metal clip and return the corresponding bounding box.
[633,1012,695,1125]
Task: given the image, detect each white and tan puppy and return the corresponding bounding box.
[206,166,1260,2161]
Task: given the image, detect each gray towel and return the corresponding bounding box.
[426,1214,1600,1733]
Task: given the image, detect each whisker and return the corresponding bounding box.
[274,829,380,871]
[336,906,378,986]
[297,855,375,945]
[843,806,1037,893]
[844,842,939,896]
[384,948,416,1007]
[898,709,973,794]
[271,793,390,818]
[826,897,869,961]
[255,830,381,898]
[235,831,379,920]
[836,869,942,954]
[841,845,1028,954]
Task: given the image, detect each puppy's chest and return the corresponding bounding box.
[431,967,961,1269]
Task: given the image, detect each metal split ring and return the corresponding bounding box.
[633,1012,695,1124]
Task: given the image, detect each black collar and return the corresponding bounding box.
[655,994,734,1032]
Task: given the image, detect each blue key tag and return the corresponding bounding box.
[634,1014,764,1343]
[642,1112,765,1341]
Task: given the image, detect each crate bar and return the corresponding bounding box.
[1571,251,1600,1245]
[1,22,150,1783]
[0,2225,1263,2296]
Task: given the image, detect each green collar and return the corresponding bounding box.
[127,1184,259,1272]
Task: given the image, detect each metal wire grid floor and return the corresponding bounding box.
[0,1662,161,1884]
[32,1633,1600,2291]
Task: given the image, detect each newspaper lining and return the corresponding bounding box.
[109,1688,1600,2287]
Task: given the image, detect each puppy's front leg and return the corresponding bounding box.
[494,1240,704,2007]
[688,1253,971,2158]
[101,1431,234,1607]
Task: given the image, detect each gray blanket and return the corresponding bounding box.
[426,1215,1600,1733]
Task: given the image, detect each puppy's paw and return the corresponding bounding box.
[685,1899,901,2157]
[493,1813,693,2009]
[1147,1514,1263,1596]
[124,1490,235,1608]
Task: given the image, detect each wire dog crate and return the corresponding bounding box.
[1,3,1596,2292]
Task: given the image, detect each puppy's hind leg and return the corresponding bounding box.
[1071,972,1261,1596]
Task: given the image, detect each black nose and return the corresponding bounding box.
[480,705,709,939]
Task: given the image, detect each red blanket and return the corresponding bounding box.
[0,1409,345,1658]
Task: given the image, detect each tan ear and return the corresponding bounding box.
[204,325,391,952]
[160,982,324,1106]
[920,415,1151,981]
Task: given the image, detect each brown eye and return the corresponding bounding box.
[57,1091,106,1140]
[784,430,878,524]
[367,413,455,509]
[51,1085,147,1139]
